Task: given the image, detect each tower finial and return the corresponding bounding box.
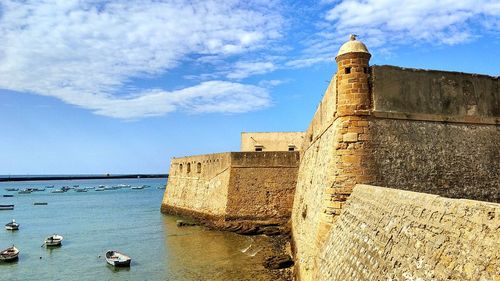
[350,34,358,41]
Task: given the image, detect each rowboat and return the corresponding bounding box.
[105,250,131,267]
[5,188,18,191]
[5,220,19,230]
[0,246,19,261]
[3,195,14,197]
[44,234,63,246]
[0,205,14,210]
[33,202,48,205]
[18,189,31,194]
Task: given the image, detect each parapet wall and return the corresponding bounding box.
[317,184,500,281]
[371,65,500,119]
[241,132,305,152]
[162,151,300,228]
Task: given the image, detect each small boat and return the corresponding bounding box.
[18,189,31,194]
[44,234,63,246]
[0,205,14,210]
[3,194,14,197]
[51,189,65,193]
[32,188,45,192]
[75,188,87,192]
[33,202,48,205]
[105,250,131,267]
[5,219,19,230]
[0,246,19,261]
[5,188,18,192]
[45,185,54,188]
[95,188,105,192]
[131,186,144,190]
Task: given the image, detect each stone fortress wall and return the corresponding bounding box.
[241,132,305,152]
[161,151,300,230]
[291,36,500,280]
[160,35,499,281]
[317,185,499,281]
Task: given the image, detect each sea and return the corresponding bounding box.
[0,178,276,281]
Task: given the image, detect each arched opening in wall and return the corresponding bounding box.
[179,164,183,173]
[345,67,351,74]
[197,162,201,173]
[187,163,191,173]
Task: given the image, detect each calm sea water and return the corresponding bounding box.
[0,178,275,281]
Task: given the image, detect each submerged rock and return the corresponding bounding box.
[263,255,294,269]
[176,220,197,227]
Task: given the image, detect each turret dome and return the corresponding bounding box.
[336,34,370,58]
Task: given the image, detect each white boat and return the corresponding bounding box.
[131,186,144,190]
[0,246,19,261]
[18,189,31,194]
[51,189,65,193]
[105,250,131,267]
[5,219,19,230]
[45,234,63,246]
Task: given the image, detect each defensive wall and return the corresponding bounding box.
[241,132,305,152]
[161,151,300,231]
[291,37,500,280]
[317,184,499,281]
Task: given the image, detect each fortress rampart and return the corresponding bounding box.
[317,184,499,281]
[161,151,300,231]
[291,37,499,280]
[160,36,499,280]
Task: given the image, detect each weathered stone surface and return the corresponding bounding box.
[161,151,300,230]
[370,119,500,202]
[371,65,500,117]
[317,184,500,281]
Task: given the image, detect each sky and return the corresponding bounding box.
[0,0,499,175]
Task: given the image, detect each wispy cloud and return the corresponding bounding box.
[299,0,500,64]
[226,61,277,79]
[0,0,282,119]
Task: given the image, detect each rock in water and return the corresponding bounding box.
[176,220,196,227]
[263,255,294,269]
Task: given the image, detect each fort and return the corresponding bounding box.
[161,36,499,280]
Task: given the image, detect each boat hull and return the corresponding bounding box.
[0,205,14,210]
[0,247,19,262]
[105,251,131,267]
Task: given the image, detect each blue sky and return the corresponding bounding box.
[0,0,499,175]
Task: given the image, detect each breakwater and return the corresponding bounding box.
[0,174,167,182]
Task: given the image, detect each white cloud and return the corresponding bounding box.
[92,81,271,119]
[0,0,282,119]
[226,61,277,79]
[299,0,500,62]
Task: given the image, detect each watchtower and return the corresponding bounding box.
[335,34,371,116]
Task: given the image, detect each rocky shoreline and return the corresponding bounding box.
[175,217,293,281]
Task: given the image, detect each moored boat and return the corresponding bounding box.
[44,234,63,246]
[105,250,131,267]
[5,219,19,230]
[131,186,144,190]
[0,246,19,262]
[33,202,48,205]
[18,189,31,194]
[0,205,14,210]
[75,188,87,192]
[51,189,65,193]
[3,194,14,197]
[5,188,18,192]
